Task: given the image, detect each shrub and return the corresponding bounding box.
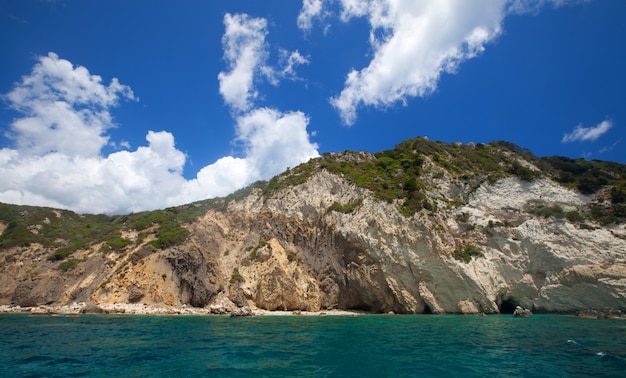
[509,162,540,182]
[102,236,132,252]
[230,268,245,285]
[48,246,76,261]
[526,203,564,219]
[328,199,362,214]
[59,258,82,271]
[565,210,583,223]
[453,245,484,263]
[248,239,270,260]
[148,221,189,249]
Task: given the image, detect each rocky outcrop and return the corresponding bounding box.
[1,155,625,315]
[164,247,224,308]
[80,303,106,314]
[513,306,533,317]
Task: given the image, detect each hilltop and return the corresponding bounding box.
[1,138,625,314]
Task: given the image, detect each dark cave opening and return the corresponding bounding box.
[423,304,433,314]
[499,299,518,314]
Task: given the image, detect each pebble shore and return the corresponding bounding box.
[0,303,363,316]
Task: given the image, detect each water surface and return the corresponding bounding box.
[1,314,624,377]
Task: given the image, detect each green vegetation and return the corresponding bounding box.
[251,138,551,217]
[0,204,121,252]
[532,156,626,224]
[100,234,133,252]
[0,199,211,259]
[48,246,77,262]
[146,221,189,249]
[248,239,270,260]
[254,137,625,222]
[230,267,245,285]
[59,258,82,271]
[526,203,566,219]
[286,250,297,262]
[453,244,484,263]
[263,164,316,195]
[328,199,362,214]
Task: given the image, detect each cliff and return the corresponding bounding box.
[1,138,625,314]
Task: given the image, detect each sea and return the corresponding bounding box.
[1,313,625,377]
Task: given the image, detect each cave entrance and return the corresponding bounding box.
[499,299,518,314]
[423,304,433,314]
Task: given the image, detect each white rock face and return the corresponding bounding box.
[2,168,625,314]
[224,170,626,313]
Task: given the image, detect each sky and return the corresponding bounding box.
[0,0,625,215]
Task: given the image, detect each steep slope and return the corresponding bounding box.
[1,138,625,313]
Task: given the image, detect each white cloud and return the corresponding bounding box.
[217,13,269,112]
[235,108,318,177]
[264,49,310,86]
[217,13,310,108]
[562,120,613,143]
[297,0,329,31]
[279,49,310,80]
[4,52,134,156]
[329,0,508,125]
[180,108,319,201]
[321,0,579,125]
[2,44,318,213]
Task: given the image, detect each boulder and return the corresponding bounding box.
[127,284,145,303]
[577,309,624,319]
[80,304,106,314]
[513,306,533,318]
[230,306,253,317]
[255,245,272,262]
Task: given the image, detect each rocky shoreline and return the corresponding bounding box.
[2,303,624,319]
[0,303,363,317]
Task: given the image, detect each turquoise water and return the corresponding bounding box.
[1,314,625,377]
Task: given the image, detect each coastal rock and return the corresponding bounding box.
[164,247,224,308]
[513,306,533,318]
[126,284,144,304]
[231,306,253,317]
[209,294,237,314]
[80,304,106,314]
[577,309,625,319]
[30,306,54,315]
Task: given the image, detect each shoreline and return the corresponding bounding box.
[2,304,623,319]
[0,303,365,317]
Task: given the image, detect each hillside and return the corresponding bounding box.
[1,138,625,314]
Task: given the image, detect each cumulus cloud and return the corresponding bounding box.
[180,108,318,201]
[4,52,135,156]
[328,0,508,125]
[217,13,270,113]
[0,54,190,214]
[218,13,310,106]
[562,120,613,143]
[318,0,577,125]
[1,49,318,214]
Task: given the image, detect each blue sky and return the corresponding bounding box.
[0,0,624,214]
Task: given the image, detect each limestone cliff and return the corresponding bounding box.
[1,139,625,313]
